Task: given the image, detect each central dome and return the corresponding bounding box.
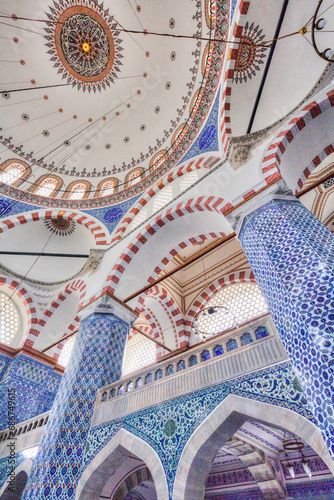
[0,0,229,208]
[46,3,121,91]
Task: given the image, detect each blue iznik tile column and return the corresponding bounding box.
[236,188,334,458]
[22,293,136,500]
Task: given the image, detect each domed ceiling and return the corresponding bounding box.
[0,0,229,208]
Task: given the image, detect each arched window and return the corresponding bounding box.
[155,369,163,380]
[214,345,224,356]
[0,292,22,346]
[96,178,118,197]
[122,331,156,377]
[255,326,269,340]
[201,349,211,362]
[241,332,253,346]
[67,182,89,200]
[193,283,269,336]
[227,339,238,352]
[189,354,198,367]
[126,169,143,188]
[0,160,28,186]
[150,149,167,171]
[34,176,61,197]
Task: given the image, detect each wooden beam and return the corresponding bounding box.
[42,324,171,354]
[295,171,334,198]
[124,233,236,303]
[131,325,172,352]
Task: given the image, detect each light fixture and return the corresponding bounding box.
[287,464,296,479]
[192,305,237,341]
[311,0,334,62]
[301,454,313,477]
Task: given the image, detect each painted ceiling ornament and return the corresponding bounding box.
[44,217,76,236]
[233,22,268,84]
[44,0,124,92]
[205,0,216,29]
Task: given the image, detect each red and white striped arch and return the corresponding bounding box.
[135,283,184,348]
[220,0,250,152]
[147,232,227,284]
[296,142,334,192]
[52,315,80,362]
[185,270,255,334]
[26,279,86,348]
[0,210,109,246]
[105,196,230,295]
[262,89,334,188]
[110,156,220,244]
[0,277,39,345]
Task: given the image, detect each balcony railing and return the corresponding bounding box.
[93,316,288,426]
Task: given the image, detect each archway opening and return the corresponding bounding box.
[78,444,158,500]
[0,471,28,500]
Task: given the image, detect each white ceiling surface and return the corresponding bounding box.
[33,291,80,351]
[0,219,95,283]
[87,209,233,301]
[276,103,334,191]
[0,0,200,181]
[229,0,327,136]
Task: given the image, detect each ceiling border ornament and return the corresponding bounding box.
[44,0,124,93]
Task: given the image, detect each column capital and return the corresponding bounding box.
[226,179,296,238]
[78,292,138,325]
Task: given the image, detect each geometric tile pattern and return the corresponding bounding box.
[0,354,62,431]
[240,198,334,458]
[85,361,312,498]
[21,313,128,500]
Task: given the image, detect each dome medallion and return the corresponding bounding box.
[44,1,124,92]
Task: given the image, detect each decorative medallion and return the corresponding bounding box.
[233,22,268,85]
[44,1,124,92]
[44,218,76,236]
[164,418,176,437]
[103,206,123,224]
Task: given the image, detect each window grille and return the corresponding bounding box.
[0,163,24,185]
[180,171,199,192]
[152,185,173,213]
[58,335,76,367]
[0,293,21,345]
[122,332,156,376]
[195,283,268,335]
[323,174,334,189]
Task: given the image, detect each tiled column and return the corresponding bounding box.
[233,188,334,457]
[22,294,136,500]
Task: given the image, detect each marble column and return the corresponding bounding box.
[22,293,136,500]
[230,184,334,458]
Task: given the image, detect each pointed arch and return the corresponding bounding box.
[75,428,168,500]
[173,395,334,500]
